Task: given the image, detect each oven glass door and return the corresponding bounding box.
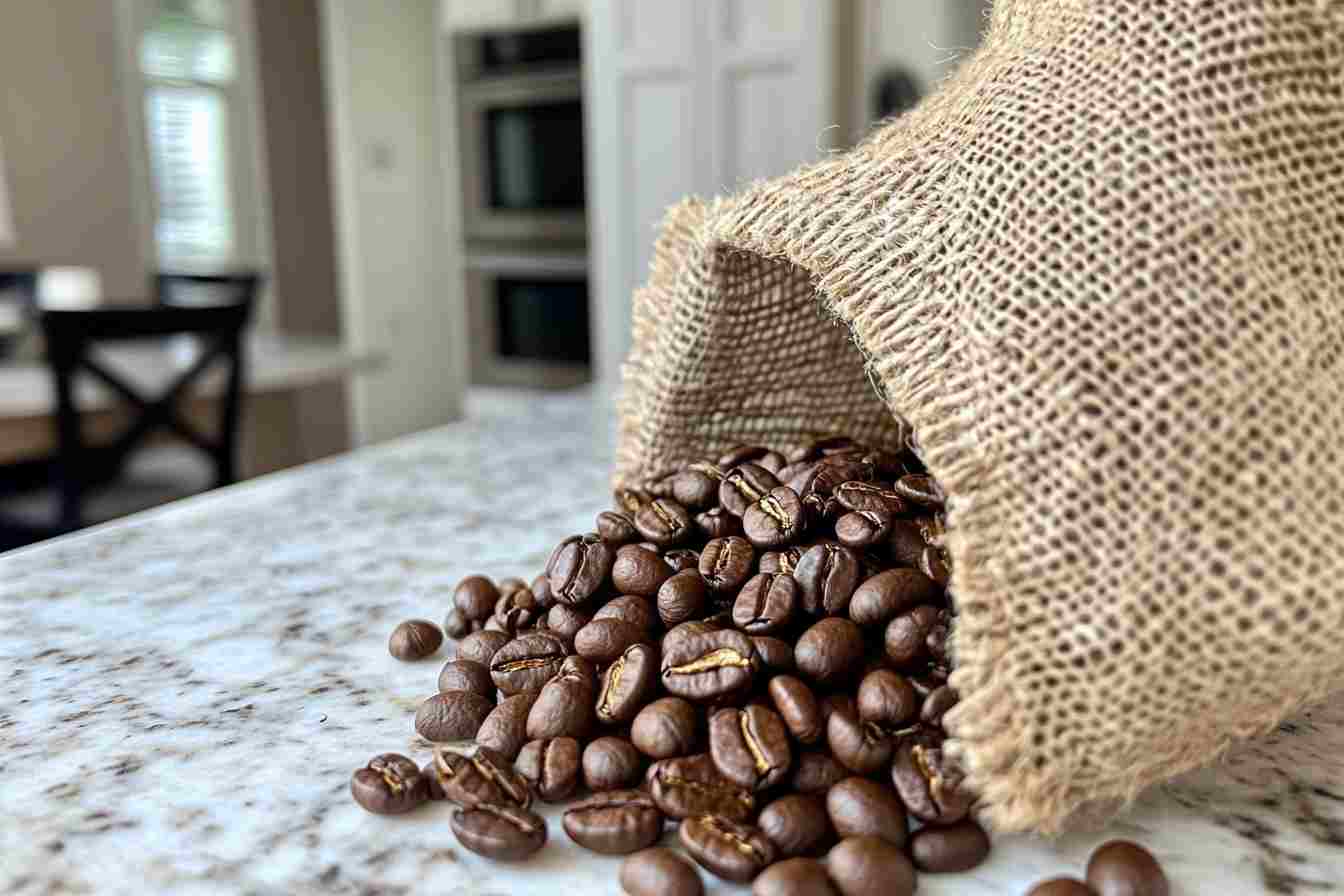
[494,275,590,365]
[487,101,585,212]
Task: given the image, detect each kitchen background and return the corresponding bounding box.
[0,0,988,539]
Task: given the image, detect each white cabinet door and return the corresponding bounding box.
[536,0,585,22]
[442,0,520,32]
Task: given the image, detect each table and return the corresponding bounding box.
[0,388,1340,894]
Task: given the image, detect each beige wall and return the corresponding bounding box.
[0,0,147,297]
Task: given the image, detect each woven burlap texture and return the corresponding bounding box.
[615,0,1344,833]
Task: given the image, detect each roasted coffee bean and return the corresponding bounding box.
[826,703,894,775]
[620,847,705,896]
[709,705,792,790]
[583,736,645,791]
[594,593,657,633]
[595,642,658,725]
[886,519,928,568]
[759,546,805,575]
[673,462,726,510]
[648,753,755,821]
[456,629,511,667]
[351,753,427,815]
[890,731,972,824]
[820,694,856,722]
[926,617,950,663]
[442,606,472,639]
[801,493,845,527]
[475,692,536,760]
[1087,840,1169,896]
[919,544,952,585]
[893,473,944,509]
[661,623,757,701]
[825,777,907,845]
[657,569,708,628]
[834,510,894,548]
[849,568,940,627]
[1028,880,1098,896]
[700,536,756,593]
[451,803,547,861]
[516,736,581,802]
[751,636,795,672]
[758,793,832,858]
[794,543,861,616]
[795,458,872,500]
[768,675,825,745]
[720,444,771,467]
[757,450,787,474]
[422,760,445,800]
[483,616,507,633]
[921,684,959,728]
[494,585,541,632]
[753,858,839,896]
[777,459,816,489]
[664,547,701,572]
[825,836,917,896]
[834,481,906,515]
[731,573,799,635]
[454,575,500,621]
[696,506,743,539]
[720,463,780,516]
[498,576,529,597]
[909,818,991,872]
[789,436,861,463]
[597,510,639,545]
[883,605,942,666]
[574,618,644,665]
[563,789,664,855]
[613,545,674,596]
[389,619,442,661]
[558,654,599,692]
[613,487,653,514]
[549,533,615,604]
[743,487,806,548]
[546,603,591,645]
[526,675,595,741]
[631,695,700,759]
[917,513,946,546]
[679,815,777,883]
[490,632,568,695]
[415,690,494,742]
[634,497,694,547]
[856,669,918,728]
[795,617,865,685]
[789,751,849,794]
[437,659,494,697]
[431,743,531,809]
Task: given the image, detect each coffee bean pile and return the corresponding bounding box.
[353,436,1169,896]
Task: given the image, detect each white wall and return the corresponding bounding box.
[0,135,13,248]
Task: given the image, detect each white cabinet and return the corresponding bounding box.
[441,0,584,32]
[586,0,839,382]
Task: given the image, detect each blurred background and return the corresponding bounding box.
[0,0,987,546]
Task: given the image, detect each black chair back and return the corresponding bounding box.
[156,272,262,308]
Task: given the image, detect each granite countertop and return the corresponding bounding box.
[2,388,1341,895]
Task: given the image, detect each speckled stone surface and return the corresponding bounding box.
[2,388,1341,895]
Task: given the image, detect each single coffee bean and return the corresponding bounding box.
[563,789,664,855]
[856,669,918,728]
[493,586,541,633]
[454,575,500,621]
[437,659,494,697]
[825,777,908,846]
[801,493,845,527]
[751,636,795,672]
[451,803,547,861]
[709,705,792,790]
[893,473,944,509]
[696,506,743,539]
[758,793,833,858]
[582,736,645,791]
[1087,840,1170,896]
[794,543,861,616]
[422,760,445,800]
[789,751,849,794]
[574,617,644,664]
[663,547,701,573]
[835,510,894,548]
[593,593,657,633]
[890,731,973,824]
[909,818,991,872]
[431,743,531,809]
[834,481,906,514]
[795,618,865,685]
[820,694,856,723]
[720,463,781,516]
[557,654,599,693]
[515,736,581,802]
[883,605,942,666]
[743,486,806,548]
[795,458,872,499]
[700,536,756,594]
[920,685,959,728]
[919,544,952,585]
[720,444,771,467]
[526,675,596,741]
[661,623,757,701]
[648,753,755,821]
[455,629,511,667]
[597,510,640,545]
[849,568,940,627]
[768,675,825,745]
[388,619,442,661]
[490,632,568,695]
[613,487,653,514]
[350,753,427,815]
[498,576,529,596]
[926,616,950,663]
[482,616,507,633]
[679,815,777,883]
[474,692,536,760]
[597,642,660,724]
[753,857,839,896]
[549,533,616,604]
[546,603,591,645]
[673,462,726,510]
[442,606,472,639]
[826,704,894,775]
[414,690,494,742]
[658,570,708,627]
[732,573,799,635]
[620,847,705,896]
[758,546,805,575]
[633,497,694,547]
[886,519,928,568]
[1028,880,1098,896]
[613,545,674,596]
[789,436,861,463]
[631,695,700,759]
[825,836,917,896]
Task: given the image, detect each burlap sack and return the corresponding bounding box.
[614,0,1344,833]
